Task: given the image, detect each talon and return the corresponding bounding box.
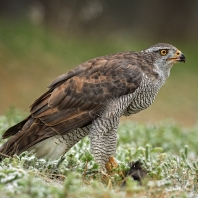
[105,156,118,173]
[100,170,112,185]
[101,170,110,178]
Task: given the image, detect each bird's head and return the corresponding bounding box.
[143,43,185,78]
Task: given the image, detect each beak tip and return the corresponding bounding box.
[180,53,186,63]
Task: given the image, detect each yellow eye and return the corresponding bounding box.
[160,49,168,56]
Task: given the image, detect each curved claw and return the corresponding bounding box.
[105,156,118,173]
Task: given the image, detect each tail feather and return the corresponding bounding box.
[0,118,48,157]
[2,116,31,139]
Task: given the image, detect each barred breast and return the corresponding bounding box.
[123,74,165,116]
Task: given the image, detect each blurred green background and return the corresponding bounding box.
[0,0,198,127]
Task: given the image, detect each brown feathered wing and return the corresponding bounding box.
[0,54,142,156]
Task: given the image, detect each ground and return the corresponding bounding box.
[0,110,197,198]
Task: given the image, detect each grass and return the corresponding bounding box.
[0,109,198,198]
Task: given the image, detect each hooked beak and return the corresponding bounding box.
[178,53,186,63]
[168,50,186,63]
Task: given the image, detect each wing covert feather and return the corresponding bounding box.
[30,56,143,129]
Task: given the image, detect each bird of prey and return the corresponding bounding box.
[0,43,185,171]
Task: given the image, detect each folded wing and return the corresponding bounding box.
[1,53,143,155]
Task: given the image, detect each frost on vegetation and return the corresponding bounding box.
[0,112,198,197]
[0,167,26,184]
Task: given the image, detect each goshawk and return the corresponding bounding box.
[0,43,185,171]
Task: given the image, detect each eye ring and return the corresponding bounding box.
[160,49,168,56]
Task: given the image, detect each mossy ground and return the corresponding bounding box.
[0,109,197,198]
